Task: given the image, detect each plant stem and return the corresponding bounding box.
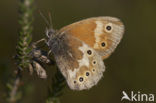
[8,0,34,102]
[9,69,21,103]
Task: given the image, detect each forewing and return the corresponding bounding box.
[59,17,124,59]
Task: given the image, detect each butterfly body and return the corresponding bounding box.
[46,17,124,90]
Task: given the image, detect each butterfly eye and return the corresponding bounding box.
[86,72,90,76]
[87,50,92,55]
[79,77,84,82]
[105,23,113,33]
[46,29,55,38]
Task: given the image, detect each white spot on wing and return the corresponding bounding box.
[94,21,104,48]
[78,43,90,67]
[67,43,90,79]
[68,69,79,78]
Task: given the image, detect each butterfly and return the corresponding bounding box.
[34,16,124,90]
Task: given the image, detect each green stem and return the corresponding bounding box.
[16,0,34,69]
[8,0,34,102]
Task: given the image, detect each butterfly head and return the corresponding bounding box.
[46,27,56,38]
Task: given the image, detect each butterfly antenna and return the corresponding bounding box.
[39,10,55,38]
[38,10,50,27]
[48,11,53,29]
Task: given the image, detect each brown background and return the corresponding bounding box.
[0,0,156,103]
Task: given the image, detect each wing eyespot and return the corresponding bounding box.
[87,50,92,55]
[87,50,94,57]
[105,23,113,33]
[101,42,106,47]
[86,72,90,76]
[106,25,111,31]
[79,77,84,82]
[92,60,97,65]
[74,81,77,84]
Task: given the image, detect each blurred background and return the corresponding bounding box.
[0,0,156,103]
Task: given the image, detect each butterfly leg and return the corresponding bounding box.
[28,38,55,78]
[47,50,52,57]
[30,38,51,64]
[31,38,47,49]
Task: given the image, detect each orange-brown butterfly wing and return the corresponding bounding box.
[59,17,124,59]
